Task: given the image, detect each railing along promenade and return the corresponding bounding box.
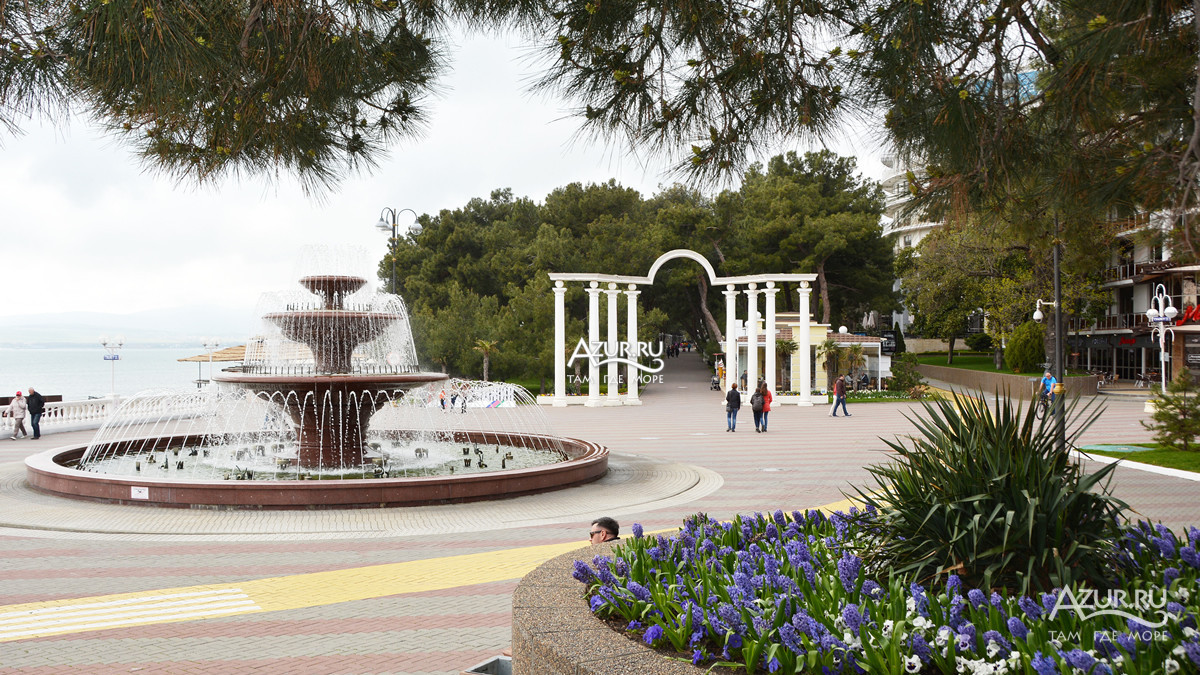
[1,394,208,437]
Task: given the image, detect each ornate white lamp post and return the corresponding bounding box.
[375,207,418,293]
[1145,283,1178,390]
[202,337,220,386]
[99,334,124,396]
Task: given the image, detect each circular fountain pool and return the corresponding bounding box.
[25,249,607,508]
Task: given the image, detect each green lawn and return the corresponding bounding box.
[915,353,1089,377]
[1082,445,1200,473]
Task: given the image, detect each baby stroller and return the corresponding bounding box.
[710,374,721,390]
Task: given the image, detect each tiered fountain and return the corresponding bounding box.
[218,273,442,471]
[25,253,608,508]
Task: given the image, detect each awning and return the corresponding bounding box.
[177,345,247,363]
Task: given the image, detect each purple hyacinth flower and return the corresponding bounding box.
[982,630,1012,657]
[627,581,652,602]
[631,522,644,538]
[843,603,864,636]
[1166,567,1181,587]
[644,624,664,645]
[1062,649,1096,671]
[1182,546,1200,569]
[1019,595,1043,620]
[837,552,862,593]
[1153,536,1176,558]
[572,560,596,583]
[589,595,604,611]
[766,656,781,672]
[910,633,932,663]
[947,574,962,595]
[626,620,643,630]
[1185,640,1200,667]
[967,588,987,609]
[861,579,883,599]
[692,648,705,665]
[1031,651,1057,675]
[1042,591,1059,615]
[1007,616,1029,641]
[780,624,804,653]
[1115,631,1138,656]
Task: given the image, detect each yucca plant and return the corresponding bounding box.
[849,391,1127,594]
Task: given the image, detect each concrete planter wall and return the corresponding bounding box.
[916,364,1099,398]
[512,543,702,674]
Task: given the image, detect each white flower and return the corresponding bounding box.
[1184,627,1198,639]
[882,619,895,638]
[912,615,932,632]
[936,626,953,646]
[986,641,1003,659]
[1172,645,1186,657]
[905,655,922,673]
[1173,586,1191,602]
[907,597,917,615]
[1164,657,1180,674]
[1050,638,1063,649]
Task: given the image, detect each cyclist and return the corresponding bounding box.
[1040,371,1058,405]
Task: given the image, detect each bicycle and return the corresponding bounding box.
[1034,390,1053,420]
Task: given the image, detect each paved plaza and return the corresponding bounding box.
[0,356,1196,674]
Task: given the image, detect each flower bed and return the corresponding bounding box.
[573,510,1200,674]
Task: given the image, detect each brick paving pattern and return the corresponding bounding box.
[0,355,1196,673]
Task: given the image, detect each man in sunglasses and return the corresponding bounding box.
[589,517,620,544]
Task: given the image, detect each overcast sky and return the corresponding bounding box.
[0,30,890,321]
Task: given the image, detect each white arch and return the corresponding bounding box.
[645,249,719,285]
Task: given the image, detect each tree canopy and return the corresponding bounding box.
[387,153,891,382]
[6,1,1195,255]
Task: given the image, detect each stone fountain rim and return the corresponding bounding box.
[24,434,608,509]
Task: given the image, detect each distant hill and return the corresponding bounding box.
[0,306,257,348]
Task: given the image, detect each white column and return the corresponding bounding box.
[553,281,567,406]
[765,282,778,393]
[797,282,813,406]
[625,285,642,405]
[605,283,621,406]
[586,282,602,407]
[723,285,739,392]
[745,284,759,391]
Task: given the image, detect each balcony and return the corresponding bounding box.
[1068,313,1148,333]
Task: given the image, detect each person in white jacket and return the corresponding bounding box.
[7,391,28,439]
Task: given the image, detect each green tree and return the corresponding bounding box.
[1006,322,1046,375]
[734,151,892,325]
[1143,369,1200,452]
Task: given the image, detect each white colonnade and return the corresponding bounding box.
[545,249,816,407]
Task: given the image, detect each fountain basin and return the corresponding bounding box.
[26,433,607,509]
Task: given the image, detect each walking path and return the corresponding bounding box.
[0,355,1195,674]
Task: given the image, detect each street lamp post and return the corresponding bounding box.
[202,338,220,387]
[99,334,124,397]
[375,207,418,293]
[1145,283,1178,390]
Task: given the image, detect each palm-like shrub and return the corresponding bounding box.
[849,392,1127,594]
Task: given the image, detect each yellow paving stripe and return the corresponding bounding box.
[0,501,858,642]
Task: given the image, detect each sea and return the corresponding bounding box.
[0,347,213,401]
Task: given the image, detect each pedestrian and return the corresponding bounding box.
[725,382,741,432]
[740,370,748,390]
[750,383,765,432]
[439,389,446,410]
[7,391,29,439]
[757,381,773,432]
[26,386,45,440]
[830,375,850,417]
[589,516,620,544]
